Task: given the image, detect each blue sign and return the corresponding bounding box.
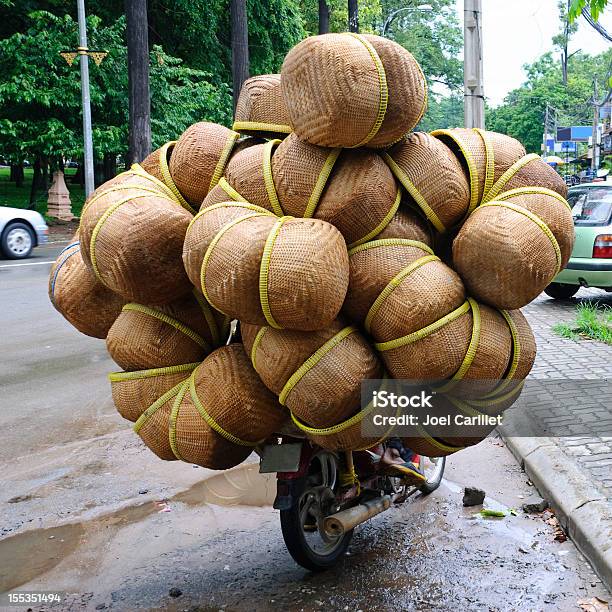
[556,126,591,142]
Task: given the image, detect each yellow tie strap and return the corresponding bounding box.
[189,372,264,446]
[192,288,222,348]
[375,300,471,352]
[474,128,495,204]
[133,381,185,434]
[346,33,389,148]
[383,153,446,232]
[108,362,199,383]
[169,380,190,460]
[250,326,268,370]
[81,182,176,218]
[130,163,195,212]
[188,200,274,232]
[218,177,248,202]
[259,216,293,329]
[482,153,540,203]
[303,147,342,219]
[121,303,211,353]
[208,130,240,193]
[262,139,284,216]
[279,326,358,406]
[364,254,440,334]
[348,237,434,258]
[157,141,195,214]
[232,120,293,135]
[462,379,525,410]
[200,212,272,312]
[494,186,572,212]
[348,188,403,249]
[478,201,562,274]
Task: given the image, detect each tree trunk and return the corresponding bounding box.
[319,0,330,34]
[94,158,105,187]
[348,0,359,32]
[103,152,117,181]
[29,155,45,208]
[125,0,152,164]
[231,0,250,111]
[10,163,24,188]
[41,156,49,190]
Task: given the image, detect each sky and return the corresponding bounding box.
[455,0,612,107]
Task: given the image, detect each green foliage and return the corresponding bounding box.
[569,0,609,21]
[418,93,463,132]
[553,303,612,345]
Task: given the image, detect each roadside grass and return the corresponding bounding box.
[553,303,612,346]
[0,166,85,219]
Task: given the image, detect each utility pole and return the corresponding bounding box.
[76,0,95,197]
[231,0,250,111]
[125,0,151,165]
[463,0,484,129]
[543,103,550,156]
[592,78,599,171]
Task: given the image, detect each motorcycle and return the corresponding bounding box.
[260,435,445,571]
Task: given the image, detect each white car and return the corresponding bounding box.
[0,207,49,259]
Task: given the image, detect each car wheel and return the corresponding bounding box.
[1,222,34,259]
[544,282,579,300]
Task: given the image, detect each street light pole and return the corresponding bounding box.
[463,0,484,128]
[76,0,95,197]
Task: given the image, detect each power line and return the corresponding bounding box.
[581,7,612,42]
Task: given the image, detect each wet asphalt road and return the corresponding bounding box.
[0,244,610,611]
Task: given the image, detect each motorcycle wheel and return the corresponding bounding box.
[280,451,353,571]
[419,455,446,494]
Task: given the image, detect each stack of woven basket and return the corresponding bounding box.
[49,32,574,469]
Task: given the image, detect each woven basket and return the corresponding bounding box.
[453,188,574,309]
[272,134,401,247]
[198,214,350,331]
[168,122,240,208]
[106,291,228,371]
[385,132,470,232]
[233,74,293,138]
[109,362,199,422]
[48,241,125,339]
[169,344,287,469]
[140,147,165,182]
[183,201,276,291]
[79,184,193,305]
[483,154,568,202]
[243,319,383,430]
[431,128,526,209]
[281,33,426,148]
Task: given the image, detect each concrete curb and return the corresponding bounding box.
[498,427,612,591]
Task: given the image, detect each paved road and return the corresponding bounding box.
[0,245,610,610]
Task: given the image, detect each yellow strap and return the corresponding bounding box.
[262,139,284,216]
[430,129,480,213]
[250,326,268,370]
[209,130,240,193]
[193,288,221,348]
[383,153,446,232]
[304,148,342,218]
[494,186,572,212]
[444,394,487,418]
[169,380,189,460]
[348,237,434,257]
[279,326,357,405]
[129,163,194,212]
[474,128,495,203]
[187,200,274,232]
[218,177,248,202]
[122,303,210,352]
[415,424,465,453]
[157,141,195,213]
[133,381,184,434]
[81,183,176,217]
[189,372,263,446]
[364,254,440,334]
[375,300,470,352]
[414,60,428,127]
[479,201,562,274]
[346,33,388,147]
[89,193,151,282]
[108,362,199,382]
[435,297,481,392]
[200,212,270,311]
[259,216,293,328]
[348,188,402,249]
[232,121,293,134]
[482,153,540,203]
[464,379,525,409]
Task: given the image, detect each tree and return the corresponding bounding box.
[569,0,609,21]
[125,0,151,164]
[348,0,359,32]
[319,0,330,34]
[553,0,578,86]
[230,0,249,110]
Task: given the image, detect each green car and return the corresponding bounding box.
[545,182,612,299]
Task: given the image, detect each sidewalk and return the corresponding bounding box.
[499,288,612,590]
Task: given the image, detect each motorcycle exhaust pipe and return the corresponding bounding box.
[323,495,392,536]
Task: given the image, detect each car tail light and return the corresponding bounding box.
[593,234,612,258]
